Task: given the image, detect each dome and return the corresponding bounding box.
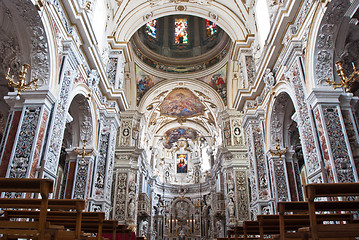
[130,15,231,73]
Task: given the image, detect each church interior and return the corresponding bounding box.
[0,0,359,239]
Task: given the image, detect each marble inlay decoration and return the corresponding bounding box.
[322,105,355,182]
[9,107,41,178]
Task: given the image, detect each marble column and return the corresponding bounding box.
[243,109,274,217]
[113,110,143,228]
[308,90,359,183]
[266,153,290,203]
[89,112,119,218]
[72,149,96,207]
[0,90,54,180]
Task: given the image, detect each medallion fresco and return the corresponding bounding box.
[164,127,198,149]
[159,88,205,118]
[199,65,227,103]
[136,65,163,105]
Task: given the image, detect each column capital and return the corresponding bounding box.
[307,88,342,108]
[242,108,265,129]
[4,90,56,110]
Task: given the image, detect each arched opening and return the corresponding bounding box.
[270,92,305,202]
[54,94,94,199]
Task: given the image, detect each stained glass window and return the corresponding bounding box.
[146,19,157,38]
[175,18,188,44]
[206,19,217,36]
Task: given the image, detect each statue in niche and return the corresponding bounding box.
[228,199,235,217]
[128,199,135,218]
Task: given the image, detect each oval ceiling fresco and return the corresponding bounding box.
[159,88,205,118]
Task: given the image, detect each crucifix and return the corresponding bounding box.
[75,140,93,163]
[269,139,288,161]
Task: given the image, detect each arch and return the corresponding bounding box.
[306,0,351,91]
[139,78,226,112]
[113,2,250,42]
[267,88,306,201]
[0,0,51,89]
[138,79,224,148]
[265,83,299,149]
[66,86,98,148]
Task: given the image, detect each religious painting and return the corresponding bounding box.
[177,154,188,173]
[159,88,205,118]
[199,64,227,104]
[164,127,198,149]
[175,18,188,44]
[136,65,163,105]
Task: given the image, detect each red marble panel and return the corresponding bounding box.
[65,161,76,199]
[0,111,22,177]
[286,162,298,201]
[314,108,334,182]
[85,161,93,209]
[30,109,49,178]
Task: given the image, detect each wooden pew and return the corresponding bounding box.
[259,212,353,240]
[2,198,85,239]
[0,178,53,240]
[102,222,134,240]
[228,225,244,239]
[5,210,105,240]
[305,183,359,240]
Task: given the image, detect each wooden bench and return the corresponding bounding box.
[2,198,85,239]
[101,222,134,240]
[259,212,354,240]
[305,183,359,240]
[5,210,106,240]
[0,178,53,240]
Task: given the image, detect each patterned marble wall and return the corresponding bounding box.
[322,105,355,182]
[9,107,41,178]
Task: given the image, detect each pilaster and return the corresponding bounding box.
[89,111,120,218]
[0,90,55,179]
[219,109,250,223]
[242,109,274,217]
[308,89,359,182]
[266,153,291,204]
[113,110,143,228]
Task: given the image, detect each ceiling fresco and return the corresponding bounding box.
[136,65,163,105]
[159,88,205,118]
[164,127,199,149]
[136,64,227,106]
[198,64,227,103]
